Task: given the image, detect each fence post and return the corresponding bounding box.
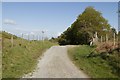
[28,34,29,41]
[21,33,23,44]
[113,33,115,46]
[11,35,13,47]
[101,36,102,43]
[106,34,108,43]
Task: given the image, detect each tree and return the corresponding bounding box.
[108,28,117,40]
[58,6,111,45]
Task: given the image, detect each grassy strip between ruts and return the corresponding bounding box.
[68,45,119,79]
[2,38,57,78]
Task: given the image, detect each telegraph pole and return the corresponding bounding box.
[42,31,44,50]
[42,31,44,42]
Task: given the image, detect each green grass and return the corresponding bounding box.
[0,48,1,79]
[2,36,57,78]
[68,45,119,78]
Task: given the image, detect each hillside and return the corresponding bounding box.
[2,31,57,78]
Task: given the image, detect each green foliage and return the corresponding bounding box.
[49,37,59,43]
[68,45,120,78]
[100,49,120,77]
[58,6,112,45]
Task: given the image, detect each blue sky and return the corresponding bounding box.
[0,2,2,30]
[2,0,119,2]
[2,2,118,39]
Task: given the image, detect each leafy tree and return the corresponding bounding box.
[58,6,111,45]
[108,28,117,40]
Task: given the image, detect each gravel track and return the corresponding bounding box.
[24,46,89,78]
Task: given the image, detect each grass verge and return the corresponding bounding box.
[2,37,57,78]
[0,32,2,79]
[68,45,119,78]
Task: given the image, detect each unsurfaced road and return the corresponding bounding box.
[24,46,89,78]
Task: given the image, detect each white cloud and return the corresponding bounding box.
[3,19,16,25]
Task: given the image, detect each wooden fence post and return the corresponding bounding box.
[11,35,13,47]
[101,36,102,43]
[106,34,108,43]
[113,33,116,46]
[21,33,23,44]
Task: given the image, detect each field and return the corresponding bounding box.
[2,31,57,78]
[68,45,120,78]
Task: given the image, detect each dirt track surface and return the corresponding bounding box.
[24,46,89,78]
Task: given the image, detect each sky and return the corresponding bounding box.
[2,0,120,2]
[0,2,2,30]
[2,2,119,39]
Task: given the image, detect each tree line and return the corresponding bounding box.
[54,6,119,45]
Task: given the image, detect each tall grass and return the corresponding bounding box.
[68,45,119,78]
[2,37,57,78]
